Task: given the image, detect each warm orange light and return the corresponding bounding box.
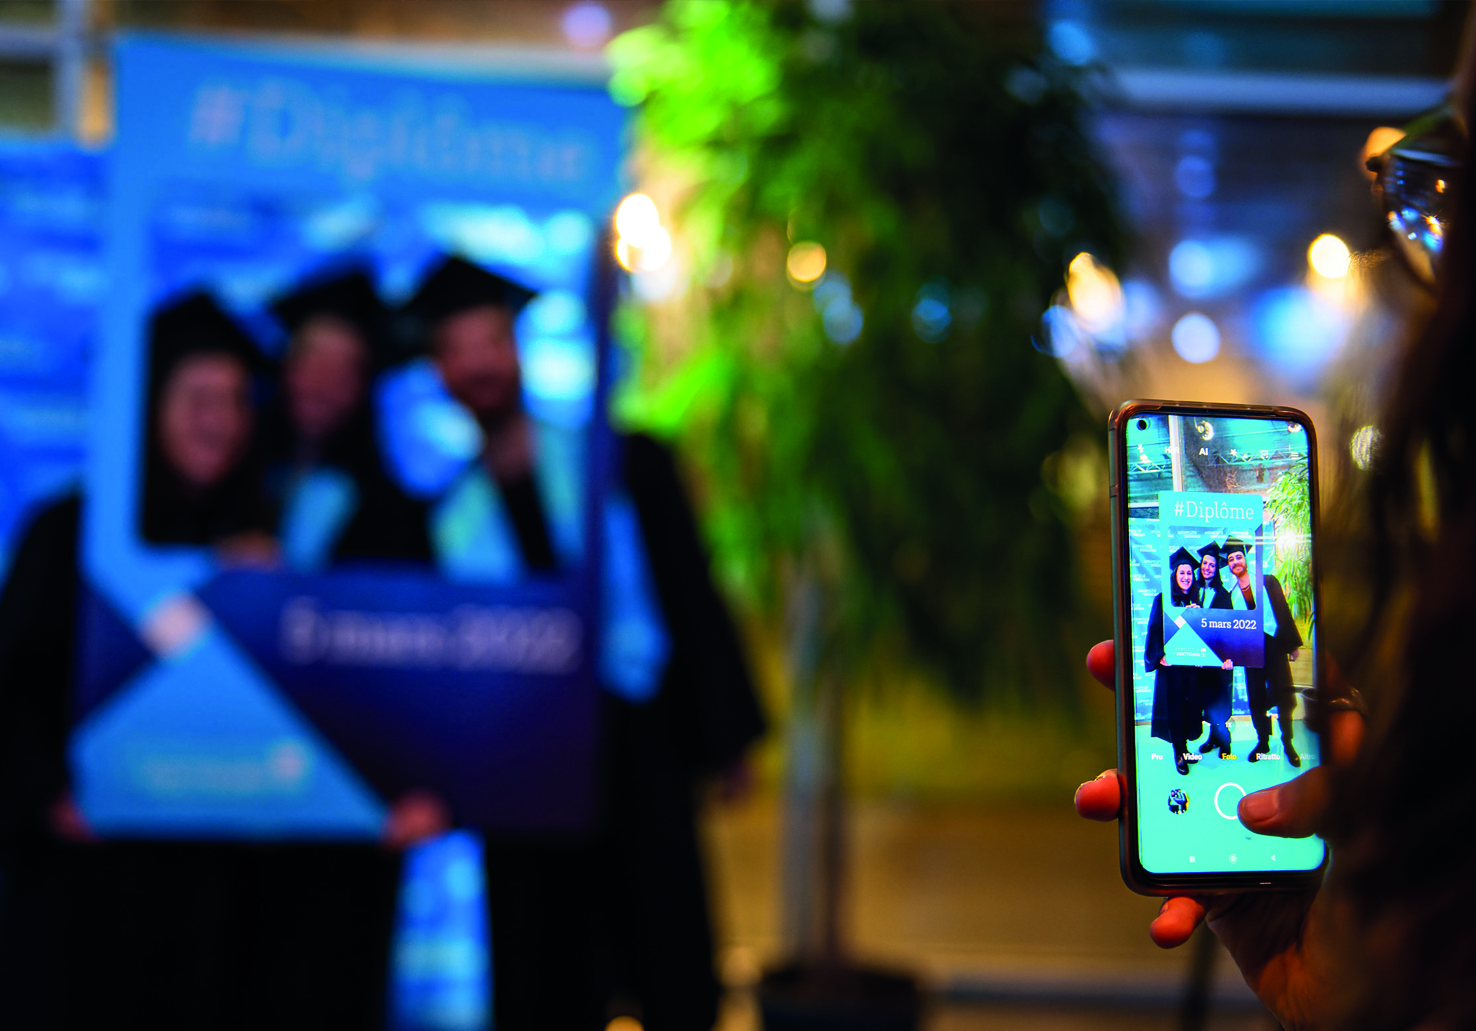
[1308,233,1351,279]
[786,241,827,286]
[1064,251,1122,334]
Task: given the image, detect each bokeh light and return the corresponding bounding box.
[1065,252,1123,336]
[786,241,827,287]
[1252,286,1350,383]
[912,280,952,341]
[615,225,671,272]
[1168,236,1259,300]
[1171,312,1220,363]
[1038,305,1084,358]
[813,271,862,344]
[1122,279,1163,344]
[614,193,660,242]
[1047,20,1095,65]
[561,2,614,49]
[1350,425,1380,470]
[1307,233,1351,279]
[614,193,671,273]
[1174,155,1215,199]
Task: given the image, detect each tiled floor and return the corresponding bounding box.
[702,797,1276,1031]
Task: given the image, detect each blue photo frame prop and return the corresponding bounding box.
[74,35,626,838]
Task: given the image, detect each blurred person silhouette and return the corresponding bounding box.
[139,291,273,550]
[1076,54,1475,1031]
[403,255,766,1030]
[1145,546,1203,775]
[0,290,403,1030]
[1195,540,1236,759]
[263,269,431,569]
[1220,537,1303,766]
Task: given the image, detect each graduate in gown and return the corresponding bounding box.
[1194,541,1236,758]
[1220,537,1304,767]
[1145,547,1202,776]
[263,269,431,569]
[0,291,400,1030]
[139,291,274,548]
[403,255,767,1030]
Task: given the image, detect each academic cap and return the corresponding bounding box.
[1168,546,1198,572]
[1221,537,1249,558]
[403,256,537,332]
[269,269,389,360]
[148,290,266,393]
[1197,541,1222,563]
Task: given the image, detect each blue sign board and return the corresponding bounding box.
[75,34,626,839]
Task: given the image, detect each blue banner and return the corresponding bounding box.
[75,34,626,838]
[0,142,102,582]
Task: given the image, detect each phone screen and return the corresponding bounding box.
[1122,412,1324,876]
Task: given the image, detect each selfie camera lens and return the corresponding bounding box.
[1137,419,1147,430]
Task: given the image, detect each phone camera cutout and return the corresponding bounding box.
[1167,788,1188,814]
[1136,419,1148,430]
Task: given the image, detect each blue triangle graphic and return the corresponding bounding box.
[1164,619,1218,666]
[71,627,385,838]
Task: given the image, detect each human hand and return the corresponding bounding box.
[382,790,452,849]
[1159,657,1169,667]
[1076,640,1363,1030]
[1290,649,1301,661]
[1222,658,1234,670]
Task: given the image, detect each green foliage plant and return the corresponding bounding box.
[1265,460,1314,621]
[608,0,1124,707]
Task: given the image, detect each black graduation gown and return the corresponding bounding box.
[480,432,766,1031]
[140,448,275,547]
[260,403,432,567]
[0,494,400,1031]
[1144,593,1199,748]
[1243,575,1303,741]
[1257,575,1303,660]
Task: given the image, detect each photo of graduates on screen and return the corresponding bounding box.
[138,256,580,582]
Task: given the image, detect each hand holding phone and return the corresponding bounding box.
[1076,639,1366,1026]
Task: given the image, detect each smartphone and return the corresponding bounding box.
[1108,400,1326,894]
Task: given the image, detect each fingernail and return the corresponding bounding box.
[1240,788,1280,824]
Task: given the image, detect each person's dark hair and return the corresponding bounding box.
[1169,549,1198,607]
[1323,78,1475,1031]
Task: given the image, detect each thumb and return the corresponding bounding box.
[1238,766,1328,838]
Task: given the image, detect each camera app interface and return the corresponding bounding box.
[1123,413,1323,876]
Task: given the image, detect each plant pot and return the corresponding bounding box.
[756,961,922,1031]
